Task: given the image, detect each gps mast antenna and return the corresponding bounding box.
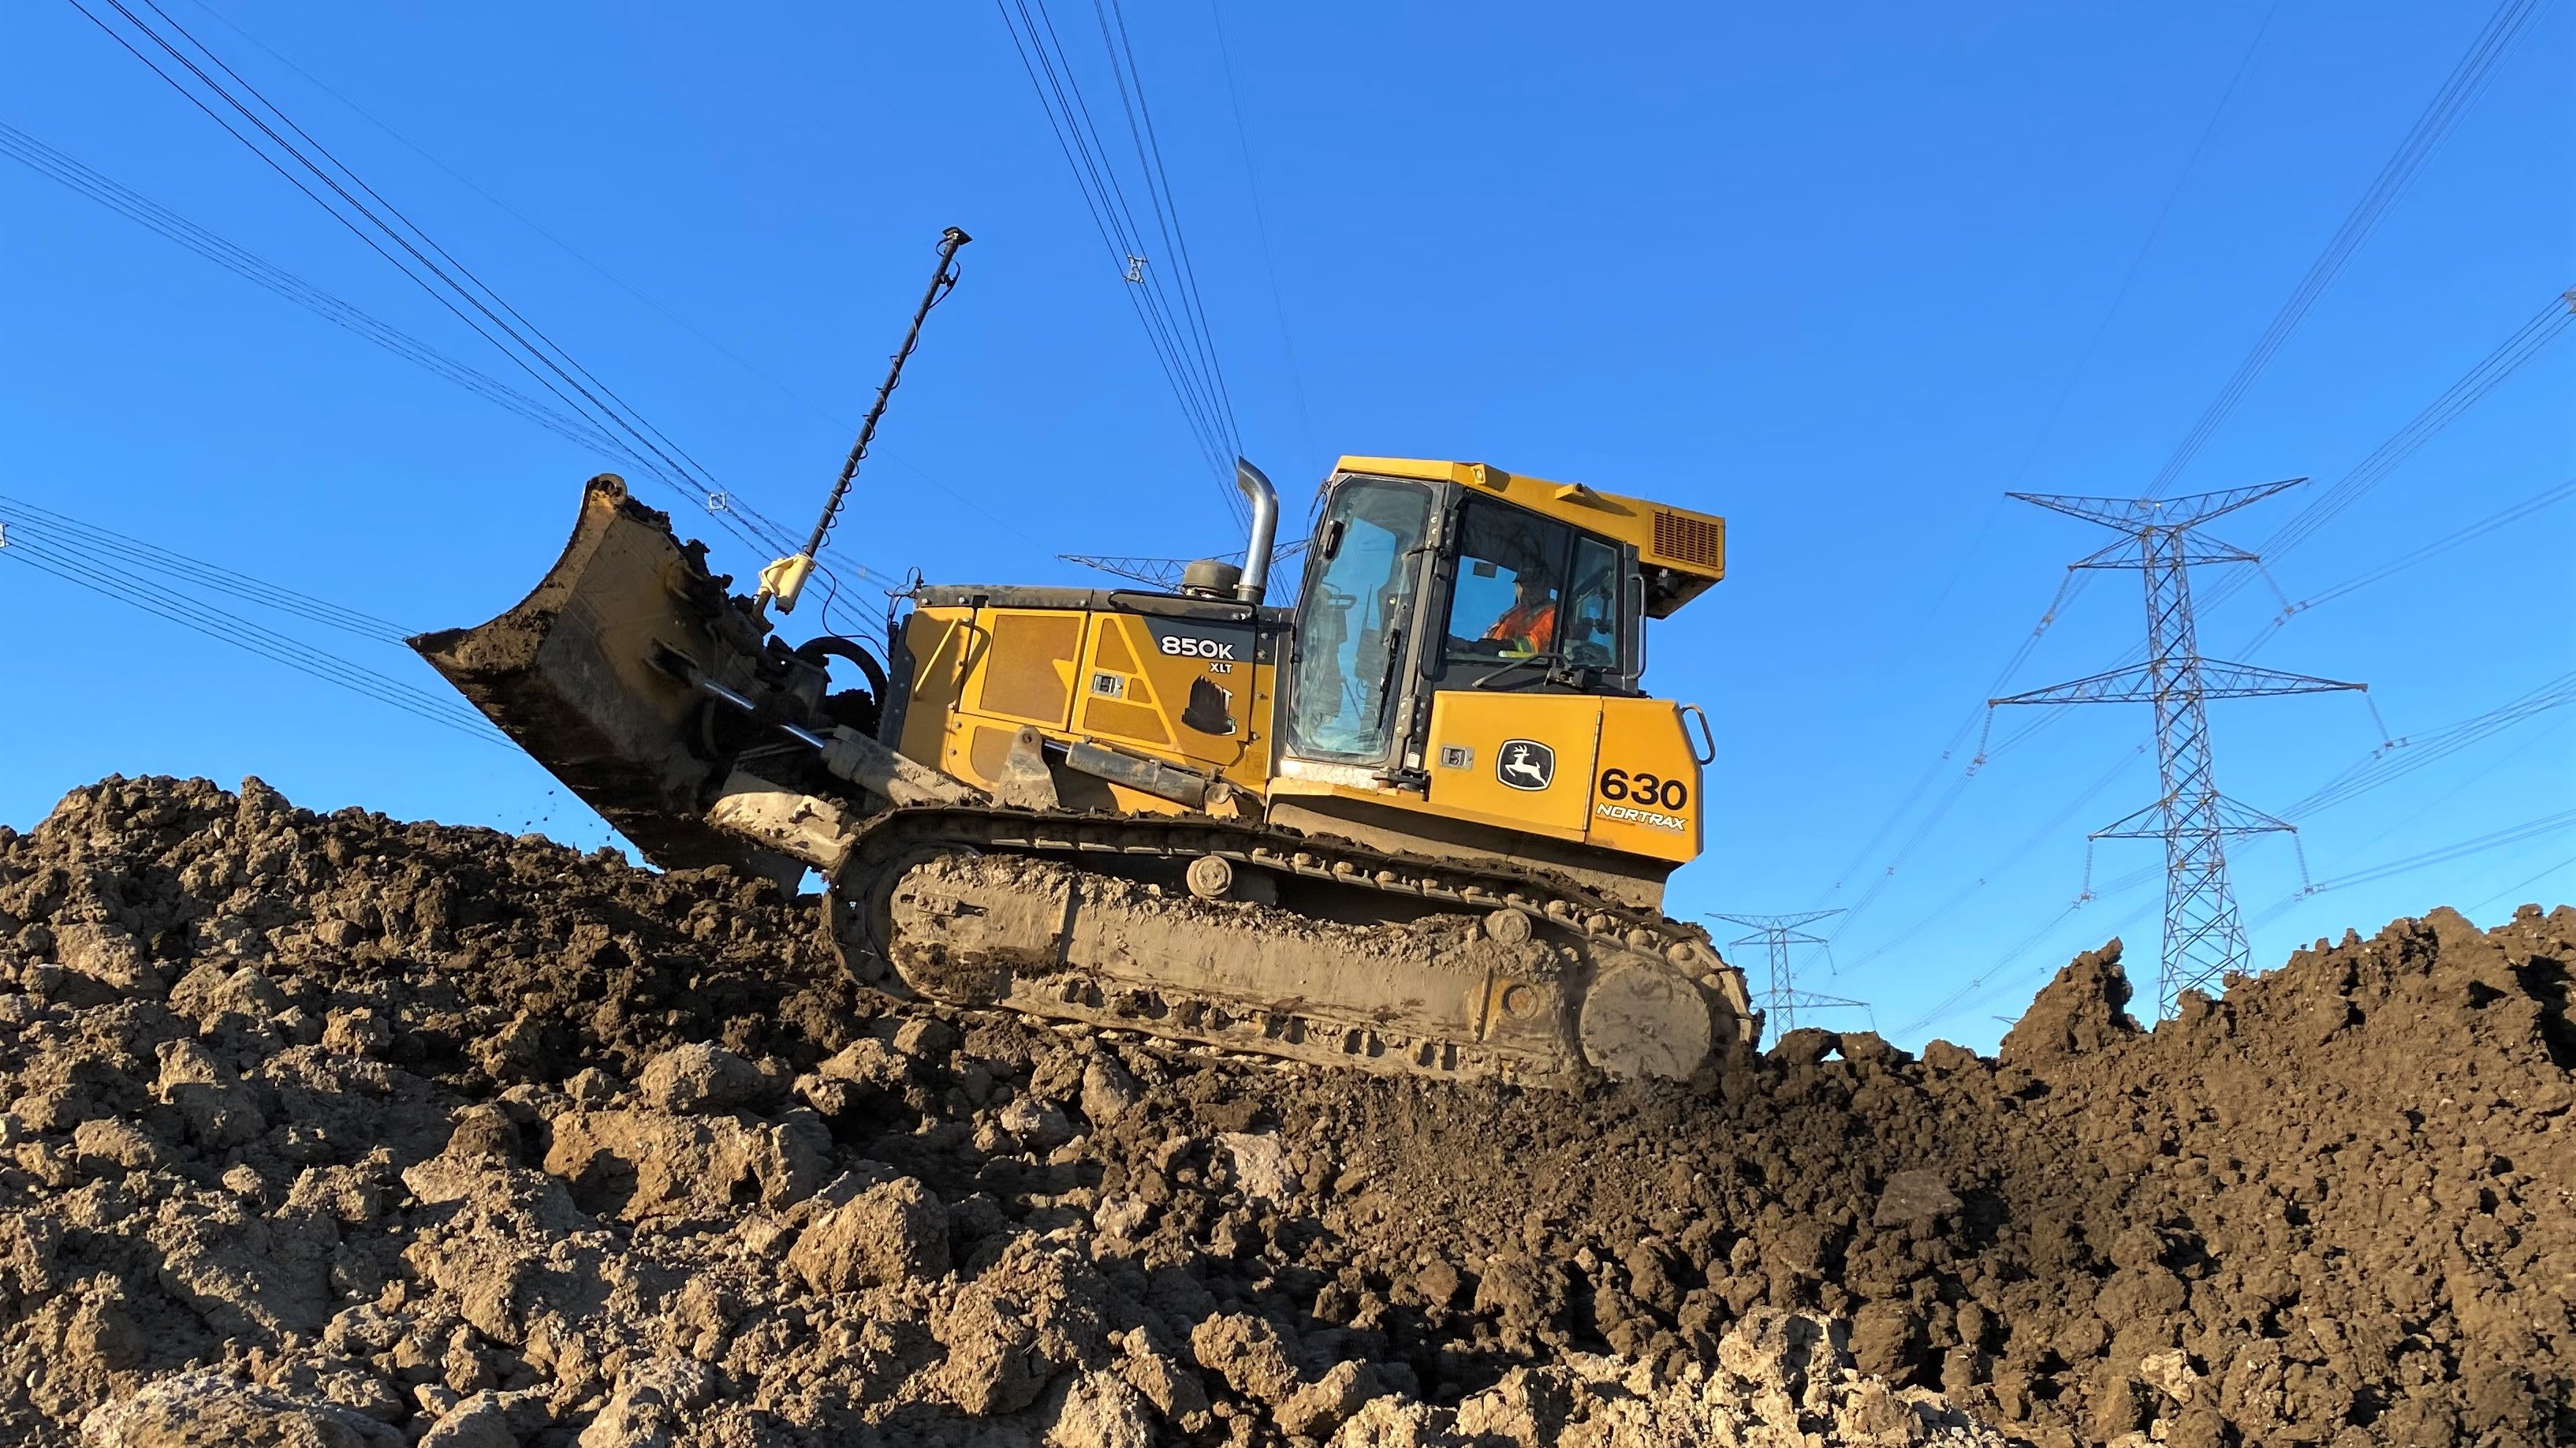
[759,226,971,614]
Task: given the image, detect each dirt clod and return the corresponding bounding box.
[1,776,2569,1445]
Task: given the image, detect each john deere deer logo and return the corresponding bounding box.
[1497,740,1556,791]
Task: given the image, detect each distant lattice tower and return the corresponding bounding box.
[1992,480,2364,1017]
[1711,910,1866,1045]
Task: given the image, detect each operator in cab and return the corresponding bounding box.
[1482,569,1560,656]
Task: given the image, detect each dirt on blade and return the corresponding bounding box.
[0,776,2568,1446]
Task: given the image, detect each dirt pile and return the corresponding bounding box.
[0,776,2569,1446]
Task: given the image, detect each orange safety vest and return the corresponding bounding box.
[1483,599,1557,651]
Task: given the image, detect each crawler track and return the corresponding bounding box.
[830,806,1754,1085]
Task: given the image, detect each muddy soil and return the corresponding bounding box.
[0,777,2568,1446]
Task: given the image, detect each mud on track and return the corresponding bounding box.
[0,776,2567,1446]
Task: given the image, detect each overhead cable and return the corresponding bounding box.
[2469,852,2576,913]
[2207,289,2576,608]
[993,0,1245,500]
[0,511,501,743]
[61,0,910,625]
[1,121,652,475]
[2242,473,2576,653]
[1094,0,1239,506]
[2143,0,2548,496]
[2244,807,2576,929]
[0,490,412,644]
[1205,0,1318,462]
[170,0,1053,561]
[68,2,755,527]
[1840,745,2149,974]
[2282,671,2576,819]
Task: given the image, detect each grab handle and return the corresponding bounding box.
[1679,703,1717,765]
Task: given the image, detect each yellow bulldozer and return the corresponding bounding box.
[414,453,1750,1084]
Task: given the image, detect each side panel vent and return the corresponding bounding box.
[1651,510,1724,570]
[976,611,1083,726]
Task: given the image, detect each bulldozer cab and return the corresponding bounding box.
[1281,458,1724,789]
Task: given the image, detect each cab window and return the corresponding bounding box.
[1560,536,1622,669]
[1445,500,1571,662]
[1286,480,1433,763]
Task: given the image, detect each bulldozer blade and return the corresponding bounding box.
[409,474,791,881]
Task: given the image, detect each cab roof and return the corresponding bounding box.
[1333,455,1726,618]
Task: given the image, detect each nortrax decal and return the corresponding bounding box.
[1594,801,1687,832]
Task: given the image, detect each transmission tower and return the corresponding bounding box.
[1711,911,1866,1044]
[1991,480,2363,1017]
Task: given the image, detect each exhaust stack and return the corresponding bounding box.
[1234,457,1278,604]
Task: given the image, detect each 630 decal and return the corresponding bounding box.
[1596,767,1689,812]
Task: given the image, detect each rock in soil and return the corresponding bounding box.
[1,775,2570,1446]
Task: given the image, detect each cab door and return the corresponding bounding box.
[1279,476,1440,772]
[1422,691,1603,839]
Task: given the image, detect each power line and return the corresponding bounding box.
[2206,287,2576,610]
[2280,671,2576,820]
[1092,0,1240,524]
[175,0,842,429]
[2470,852,2576,914]
[2244,474,2576,653]
[173,0,1056,564]
[0,509,503,744]
[1840,744,2149,974]
[992,0,1245,498]
[70,1,756,530]
[2335,714,2573,859]
[0,491,412,644]
[1003,0,1233,475]
[62,0,919,636]
[171,0,1053,562]
[57,0,912,620]
[2143,0,2549,497]
[1,121,692,484]
[1205,0,1317,466]
[2246,807,2576,929]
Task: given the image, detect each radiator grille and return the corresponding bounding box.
[1652,510,1724,569]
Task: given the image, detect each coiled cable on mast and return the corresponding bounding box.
[761,227,970,615]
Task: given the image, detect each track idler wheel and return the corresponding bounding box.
[1577,962,1715,1079]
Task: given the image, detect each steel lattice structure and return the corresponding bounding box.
[1993,480,2363,1016]
[1711,911,1866,1044]
[1061,539,1309,592]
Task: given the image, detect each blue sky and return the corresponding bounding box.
[2,1,2567,1050]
